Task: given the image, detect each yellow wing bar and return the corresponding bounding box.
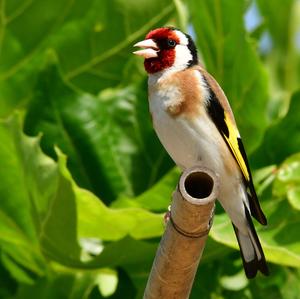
[223,113,250,182]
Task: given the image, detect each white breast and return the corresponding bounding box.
[148,71,224,173]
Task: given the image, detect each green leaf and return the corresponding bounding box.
[256,0,299,95]
[0,113,48,281]
[0,112,85,280]
[0,112,164,274]
[112,167,180,211]
[54,0,175,92]
[3,1,300,297]
[84,236,157,270]
[220,270,248,291]
[96,268,118,297]
[14,268,113,299]
[253,165,277,196]
[0,0,175,116]
[0,116,81,269]
[278,268,300,299]
[187,0,269,152]
[24,60,173,203]
[256,0,294,50]
[39,149,81,264]
[252,90,300,168]
[75,185,164,241]
[0,255,17,298]
[0,0,74,116]
[273,153,300,210]
[211,199,300,267]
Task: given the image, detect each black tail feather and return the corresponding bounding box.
[247,183,267,225]
[233,204,269,279]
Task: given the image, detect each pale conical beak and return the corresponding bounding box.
[133,39,159,58]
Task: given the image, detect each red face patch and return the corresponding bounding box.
[144,28,180,74]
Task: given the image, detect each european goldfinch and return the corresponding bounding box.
[133,27,269,278]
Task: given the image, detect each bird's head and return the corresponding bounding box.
[133,27,198,74]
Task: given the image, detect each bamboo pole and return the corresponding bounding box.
[143,166,219,299]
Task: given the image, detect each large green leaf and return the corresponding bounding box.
[24,60,172,203]
[0,113,167,285]
[0,0,175,116]
[112,167,180,211]
[52,0,175,92]
[76,186,164,241]
[251,90,300,168]
[15,267,118,299]
[0,114,48,282]
[256,0,294,50]
[0,113,81,282]
[0,0,75,116]
[2,0,300,297]
[256,0,300,98]
[187,0,269,152]
[211,199,300,267]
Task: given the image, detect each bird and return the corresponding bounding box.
[133,27,269,278]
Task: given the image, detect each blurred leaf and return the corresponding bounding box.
[211,199,300,268]
[253,165,277,195]
[256,0,300,117]
[201,238,232,265]
[190,253,245,299]
[273,153,300,210]
[256,0,294,50]
[0,0,175,116]
[220,270,248,291]
[278,268,300,299]
[2,0,300,297]
[52,0,175,93]
[0,113,164,285]
[249,22,267,41]
[0,0,73,116]
[87,268,137,299]
[187,0,269,152]
[14,268,109,299]
[24,59,172,203]
[251,90,300,168]
[76,185,164,241]
[96,268,118,297]
[108,268,137,299]
[173,0,189,30]
[0,254,17,298]
[112,167,180,211]
[82,236,157,270]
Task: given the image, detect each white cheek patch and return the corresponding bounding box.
[172,30,193,72]
[175,30,189,45]
[173,45,193,71]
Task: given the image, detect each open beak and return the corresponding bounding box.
[133,39,159,58]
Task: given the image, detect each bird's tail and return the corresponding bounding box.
[232,205,269,279]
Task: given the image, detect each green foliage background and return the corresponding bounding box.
[1,0,300,298]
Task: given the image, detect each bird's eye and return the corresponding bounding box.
[167,39,176,48]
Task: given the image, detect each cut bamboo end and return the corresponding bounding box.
[143,166,219,299]
[179,166,218,205]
